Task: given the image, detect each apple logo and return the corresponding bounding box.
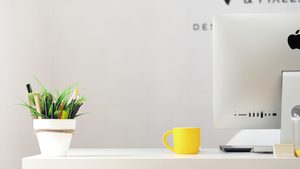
[224,0,231,5]
[288,29,300,49]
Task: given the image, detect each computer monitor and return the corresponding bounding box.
[213,13,300,129]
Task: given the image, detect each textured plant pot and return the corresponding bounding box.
[33,119,76,157]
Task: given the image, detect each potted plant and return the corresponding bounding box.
[21,80,86,157]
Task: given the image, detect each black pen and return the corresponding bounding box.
[26,84,32,93]
[68,100,75,119]
[44,97,48,119]
[26,84,36,118]
[71,103,83,119]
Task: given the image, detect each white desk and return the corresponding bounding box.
[22,149,300,169]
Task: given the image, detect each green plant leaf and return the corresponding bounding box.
[22,80,85,119]
[20,103,47,118]
[54,110,59,119]
[55,86,75,110]
[74,112,90,118]
[34,77,49,95]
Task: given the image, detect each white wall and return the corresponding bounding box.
[0,0,55,169]
[50,0,238,149]
[0,0,299,169]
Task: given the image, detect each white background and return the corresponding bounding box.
[0,0,299,168]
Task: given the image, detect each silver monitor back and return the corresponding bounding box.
[213,13,300,129]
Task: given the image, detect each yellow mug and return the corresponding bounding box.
[162,127,200,154]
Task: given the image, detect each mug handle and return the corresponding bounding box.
[162,129,175,152]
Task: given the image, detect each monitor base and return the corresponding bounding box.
[219,145,252,152]
[219,145,273,153]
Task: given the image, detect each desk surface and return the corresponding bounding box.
[22,149,300,169]
[24,148,277,159]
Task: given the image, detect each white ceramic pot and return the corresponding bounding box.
[33,119,76,157]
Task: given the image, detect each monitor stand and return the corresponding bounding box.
[220,71,300,153]
[280,71,300,143]
[220,129,280,152]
